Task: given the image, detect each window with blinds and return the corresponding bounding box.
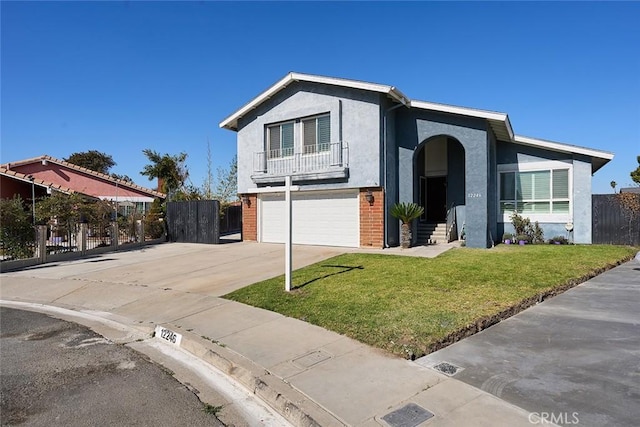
[266,114,330,158]
[499,168,570,215]
[267,122,294,158]
[303,115,330,154]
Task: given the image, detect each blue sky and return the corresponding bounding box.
[2,1,639,194]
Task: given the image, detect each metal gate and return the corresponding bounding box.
[166,200,220,244]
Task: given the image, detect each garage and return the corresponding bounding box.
[259,190,359,247]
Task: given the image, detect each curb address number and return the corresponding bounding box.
[155,325,182,346]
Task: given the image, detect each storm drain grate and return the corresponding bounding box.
[433,362,462,376]
[381,403,434,427]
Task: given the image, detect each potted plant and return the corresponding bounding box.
[502,232,513,245]
[516,234,529,245]
[390,202,425,249]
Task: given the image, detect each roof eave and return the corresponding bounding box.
[2,155,166,199]
[513,135,614,161]
[219,72,410,131]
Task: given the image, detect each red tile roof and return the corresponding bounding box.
[2,155,165,199]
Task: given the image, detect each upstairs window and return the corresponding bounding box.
[267,122,294,158]
[302,115,331,154]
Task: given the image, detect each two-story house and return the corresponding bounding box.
[220,73,613,249]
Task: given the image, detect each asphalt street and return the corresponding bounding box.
[0,307,224,427]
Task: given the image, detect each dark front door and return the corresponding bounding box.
[426,176,447,222]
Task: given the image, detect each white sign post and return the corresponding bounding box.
[284,176,293,291]
[249,176,299,292]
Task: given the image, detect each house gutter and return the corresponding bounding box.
[383,101,408,248]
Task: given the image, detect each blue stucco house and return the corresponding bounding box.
[220,72,613,249]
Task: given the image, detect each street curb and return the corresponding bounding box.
[173,327,346,427]
[0,301,344,427]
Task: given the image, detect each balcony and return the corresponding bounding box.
[251,141,349,183]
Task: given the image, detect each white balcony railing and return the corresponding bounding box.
[253,141,348,176]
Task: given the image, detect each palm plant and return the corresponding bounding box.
[390,202,424,248]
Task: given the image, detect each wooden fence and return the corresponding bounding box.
[592,194,640,246]
[166,201,242,244]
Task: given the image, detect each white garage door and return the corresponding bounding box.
[259,190,359,247]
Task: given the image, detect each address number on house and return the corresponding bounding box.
[467,193,483,198]
[155,325,182,346]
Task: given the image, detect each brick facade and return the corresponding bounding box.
[241,194,257,241]
[359,187,384,248]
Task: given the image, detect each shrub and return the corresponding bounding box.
[510,211,544,244]
[0,196,35,260]
[144,197,166,239]
[531,221,545,244]
[548,236,569,245]
[510,211,530,236]
[502,232,513,242]
[515,234,530,243]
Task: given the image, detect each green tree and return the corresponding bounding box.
[140,149,189,200]
[36,192,84,243]
[631,155,640,185]
[0,196,35,259]
[390,202,424,248]
[65,150,116,175]
[37,193,117,246]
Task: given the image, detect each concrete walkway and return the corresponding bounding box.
[1,242,533,426]
[417,258,640,427]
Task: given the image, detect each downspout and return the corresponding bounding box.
[383,102,407,248]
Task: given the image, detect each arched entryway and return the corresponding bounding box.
[414,135,466,242]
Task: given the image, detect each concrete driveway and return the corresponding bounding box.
[417,259,640,427]
[1,240,345,297]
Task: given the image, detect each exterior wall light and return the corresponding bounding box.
[242,195,251,207]
[365,189,374,205]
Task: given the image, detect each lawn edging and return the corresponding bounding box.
[424,253,637,357]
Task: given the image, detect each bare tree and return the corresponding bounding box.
[214,155,238,204]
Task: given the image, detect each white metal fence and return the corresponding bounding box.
[254,141,348,175]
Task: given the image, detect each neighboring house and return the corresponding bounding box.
[220,72,613,249]
[1,155,165,213]
[1,166,76,201]
[619,187,640,194]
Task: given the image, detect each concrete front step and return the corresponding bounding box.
[417,223,448,244]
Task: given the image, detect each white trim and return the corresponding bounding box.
[502,214,572,224]
[503,115,515,141]
[219,72,409,130]
[410,100,508,122]
[220,73,613,169]
[514,135,613,160]
[291,73,395,97]
[497,161,573,224]
[99,196,155,203]
[497,159,573,172]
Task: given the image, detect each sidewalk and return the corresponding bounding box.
[0,242,533,427]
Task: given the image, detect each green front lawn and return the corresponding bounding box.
[224,245,637,359]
